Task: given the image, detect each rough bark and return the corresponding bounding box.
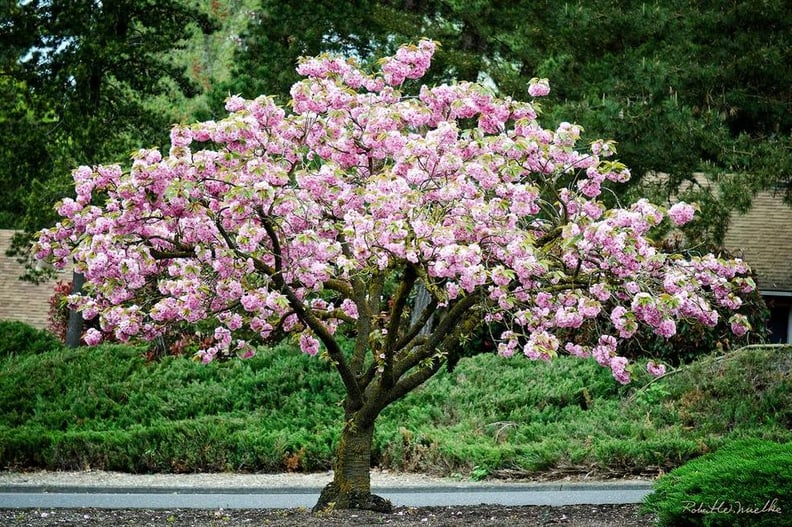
[313,417,392,513]
[65,271,85,348]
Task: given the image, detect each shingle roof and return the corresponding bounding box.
[723,191,792,293]
[0,230,73,329]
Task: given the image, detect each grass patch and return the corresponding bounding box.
[0,326,789,477]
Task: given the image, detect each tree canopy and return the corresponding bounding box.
[227,0,791,245]
[35,41,755,511]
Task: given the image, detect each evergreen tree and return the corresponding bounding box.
[1,0,216,345]
[218,0,396,104]
[0,0,216,235]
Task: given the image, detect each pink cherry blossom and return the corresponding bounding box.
[84,328,103,346]
[729,314,751,337]
[609,356,630,384]
[647,361,667,377]
[668,202,696,226]
[299,333,320,356]
[564,342,590,359]
[528,77,551,97]
[33,39,754,390]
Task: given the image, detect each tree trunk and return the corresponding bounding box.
[65,271,85,348]
[410,281,434,336]
[313,417,392,513]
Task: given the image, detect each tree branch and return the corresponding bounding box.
[394,288,483,379]
[394,295,438,356]
[315,308,358,325]
[382,266,417,388]
[336,230,372,378]
[350,271,386,382]
[148,248,195,260]
[250,210,364,407]
[325,278,354,298]
[535,225,562,248]
[382,308,481,411]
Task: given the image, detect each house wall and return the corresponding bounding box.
[722,191,792,293]
[722,190,792,344]
[0,230,72,330]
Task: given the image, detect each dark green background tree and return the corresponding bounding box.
[1,0,216,345]
[4,1,788,246]
[0,0,215,237]
[1,0,786,349]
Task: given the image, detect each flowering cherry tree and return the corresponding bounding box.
[35,40,754,512]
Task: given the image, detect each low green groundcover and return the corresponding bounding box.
[643,438,792,527]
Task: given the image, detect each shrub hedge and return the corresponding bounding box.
[0,336,790,476]
[0,321,62,357]
[643,438,792,527]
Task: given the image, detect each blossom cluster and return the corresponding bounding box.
[35,40,754,383]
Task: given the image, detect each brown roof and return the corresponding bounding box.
[0,230,73,330]
[645,172,792,294]
[723,191,792,293]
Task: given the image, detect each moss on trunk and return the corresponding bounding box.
[313,418,392,513]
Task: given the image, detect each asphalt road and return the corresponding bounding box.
[0,482,652,509]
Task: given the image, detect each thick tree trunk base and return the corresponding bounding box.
[312,481,393,513]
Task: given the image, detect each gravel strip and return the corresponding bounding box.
[0,469,654,491]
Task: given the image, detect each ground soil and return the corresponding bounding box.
[2,504,655,526]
